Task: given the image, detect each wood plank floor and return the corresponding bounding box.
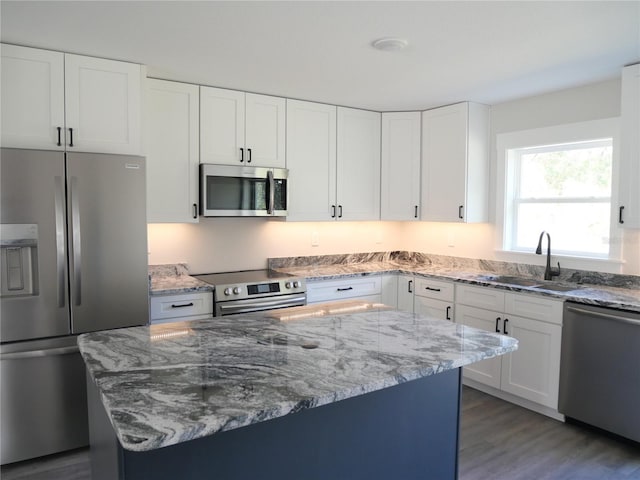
[2,386,638,479]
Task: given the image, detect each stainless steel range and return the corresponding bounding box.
[194,270,306,316]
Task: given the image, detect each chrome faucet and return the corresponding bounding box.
[535,231,561,281]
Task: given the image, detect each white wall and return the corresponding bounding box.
[148,78,640,275]
[148,220,405,274]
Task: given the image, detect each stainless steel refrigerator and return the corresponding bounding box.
[0,148,149,465]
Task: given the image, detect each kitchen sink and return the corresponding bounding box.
[478,275,542,287]
[478,274,581,292]
[531,283,580,292]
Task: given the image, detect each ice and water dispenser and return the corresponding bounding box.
[0,224,38,298]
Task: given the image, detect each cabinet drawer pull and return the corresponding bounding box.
[171,302,194,308]
[619,206,625,224]
[495,317,501,333]
[503,318,509,335]
[446,306,451,320]
[408,280,413,293]
[424,286,441,292]
[336,287,353,292]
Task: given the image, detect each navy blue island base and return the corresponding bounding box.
[87,368,462,480]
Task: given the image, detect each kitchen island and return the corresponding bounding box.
[79,301,517,480]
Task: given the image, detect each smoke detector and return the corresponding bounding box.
[372,37,409,52]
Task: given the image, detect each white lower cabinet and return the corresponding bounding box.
[414,278,454,321]
[150,292,213,324]
[306,276,383,304]
[455,284,563,414]
[396,275,415,313]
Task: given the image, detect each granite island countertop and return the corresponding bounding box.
[78,301,517,452]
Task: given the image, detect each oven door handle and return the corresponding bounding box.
[217,294,307,316]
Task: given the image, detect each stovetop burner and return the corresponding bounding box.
[194,269,295,286]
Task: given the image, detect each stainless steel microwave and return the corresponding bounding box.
[200,164,288,217]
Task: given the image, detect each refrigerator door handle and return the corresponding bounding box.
[70,176,82,306]
[54,176,66,308]
[1,345,79,360]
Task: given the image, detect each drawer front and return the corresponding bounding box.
[150,292,213,321]
[307,276,382,304]
[505,292,563,325]
[414,278,454,301]
[456,284,505,311]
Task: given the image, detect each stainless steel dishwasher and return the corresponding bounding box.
[559,302,640,443]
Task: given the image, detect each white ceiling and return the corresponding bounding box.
[1,1,638,111]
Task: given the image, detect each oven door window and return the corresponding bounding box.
[205,176,267,212]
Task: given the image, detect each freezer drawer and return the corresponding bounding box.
[1,336,89,464]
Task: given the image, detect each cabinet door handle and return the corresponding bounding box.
[619,206,625,224]
[192,203,198,219]
[337,286,353,292]
[503,318,509,335]
[425,286,441,292]
[414,205,418,218]
[408,280,413,293]
[446,306,451,320]
[495,317,501,333]
[247,148,252,163]
[68,128,74,147]
[458,205,464,219]
[171,302,194,308]
[331,205,336,218]
[240,147,244,162]
[57,127,62,146]
[338,205,343,218]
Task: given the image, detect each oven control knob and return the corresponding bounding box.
[233,287,241,295]
[285,281,292,289]
[224,288,232,296]
[293,281,301,288]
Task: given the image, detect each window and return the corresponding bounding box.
[497,119,619,260]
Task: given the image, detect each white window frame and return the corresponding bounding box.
[495,118,622,271]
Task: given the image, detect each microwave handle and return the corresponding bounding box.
[266,170,275,215]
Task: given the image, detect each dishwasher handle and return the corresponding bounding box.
[565,305,640,327]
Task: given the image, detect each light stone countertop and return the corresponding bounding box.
[78,301,517,452]
[147,252,640,312]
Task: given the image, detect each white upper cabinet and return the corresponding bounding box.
[381,112,421,221]
[421,102,489,223]
[245,93,286,167]
[199,87,245,164]
[286,99,337,221]
[200,87,285,168]
[145,79,200,223]
[619,63,640,229]
[286,103,380,222]
[64,54,142,155]
[1,44,142,155]
[336,107,381,221]
[1,44,65,150]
